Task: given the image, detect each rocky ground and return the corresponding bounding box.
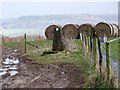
[1,47,84,88]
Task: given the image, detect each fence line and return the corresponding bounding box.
[80,33,119,88]
[2,25,119,88]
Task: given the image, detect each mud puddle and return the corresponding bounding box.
[0,48,20,86]
[1,48,84,88]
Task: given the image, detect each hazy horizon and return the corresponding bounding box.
[1,2,118,19]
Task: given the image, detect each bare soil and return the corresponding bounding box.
[2,47,84,88]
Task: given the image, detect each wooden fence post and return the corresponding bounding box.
[93,37,97,68]
[24,34,27,53]
[85,34,88,55]
[118,38,120,87]
[88,35,92,52]
[81,34,85,54]
[97,37,103,76]
[82,34,85,47]
[84,34,87,46]
[80,34,83,41]
[106,42,111,82]
[2,35,4,43]
[90,36,92,52]
[86,36,88,49]
[88,35,90,51]
[118,38,120,69]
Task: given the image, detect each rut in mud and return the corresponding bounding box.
[1,47,85,88]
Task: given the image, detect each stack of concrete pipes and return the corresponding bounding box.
[45,22,120,39]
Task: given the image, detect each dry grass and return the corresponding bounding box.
[2,34,46,43]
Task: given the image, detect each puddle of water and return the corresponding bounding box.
[0,69,8,71]
[0,69,8,75]
[4,65,10,68]
[1,52,20,78]
[9,67,17,71]
[9,71,18,76]
[0,71,7,76]
[3,58,19,65]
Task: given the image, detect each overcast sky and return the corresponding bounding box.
[1,1,118,18]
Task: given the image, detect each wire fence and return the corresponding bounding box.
[2,32,120,88]
[79,35,120,88]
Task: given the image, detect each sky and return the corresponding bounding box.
[0,0,119,2]
[0,1,119,19]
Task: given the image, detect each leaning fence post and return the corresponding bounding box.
[88,35,92,52]
[106,42,111,82]
[97,37,103,76]
[24,34,27,53]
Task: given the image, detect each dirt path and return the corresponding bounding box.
[1,47,84,88]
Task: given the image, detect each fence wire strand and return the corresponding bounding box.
[101,42,119,61]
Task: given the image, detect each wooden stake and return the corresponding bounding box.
[82,34,85,47]
[88,36,90,51]
[93,37,97,68]
[106,42,111,82]
[97,37,103,76]
[24,34,27,53]
[90,35,92,52]
[84,34,86,46]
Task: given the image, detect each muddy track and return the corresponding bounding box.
[1,47,84,88]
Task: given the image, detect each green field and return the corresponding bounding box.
[3,36,119,62]
[102,37,119,62]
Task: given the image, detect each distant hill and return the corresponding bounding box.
[1,14,117,29]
